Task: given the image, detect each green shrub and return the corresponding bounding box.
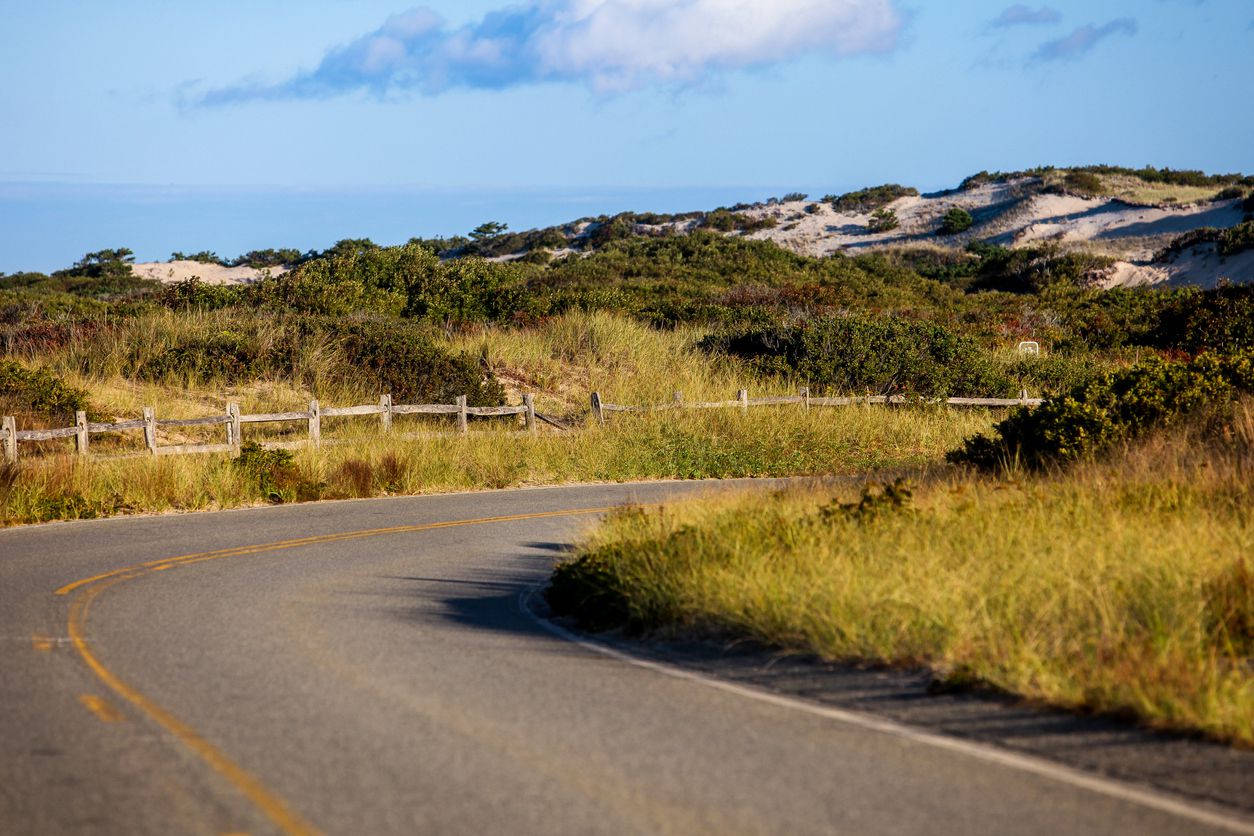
[971,244,1114,293]
[332,319,505,406]
[827,184,918,214]
[938,207,974,236]
[232,442,304,503]
[138,330,263,384]
[950,350,1254,470]
[1219,221,1254,257]
[160,278,246,311]
[702,315,1015,397]
[1062,171,1105,197]
[406,257,538,324]
[255,244,420,317]
[229,248,304,268]
[1152,285,1254,353]
[0,360,96,421]
[169,251,224,265]
[868,208,900,233]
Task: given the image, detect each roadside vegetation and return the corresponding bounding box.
[549,385,1254,744]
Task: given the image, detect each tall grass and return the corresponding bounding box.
[554,404,1254,744]
[0,405,994,526]
[448,310,768,413]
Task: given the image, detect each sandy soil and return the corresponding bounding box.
[130,260,288,286]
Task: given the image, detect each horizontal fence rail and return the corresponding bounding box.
[589,388,1044,424]
[2,386,1041,463]
[2,392,540,464]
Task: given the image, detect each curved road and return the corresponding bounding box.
[1,481,1250,836]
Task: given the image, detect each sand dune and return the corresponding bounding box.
[130,260,287,286]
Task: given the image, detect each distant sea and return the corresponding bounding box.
[0,182,802,274]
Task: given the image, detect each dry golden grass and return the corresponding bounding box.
[0,405,996,526]
[563,405,1254,744]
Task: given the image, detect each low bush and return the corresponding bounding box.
[160,278,247,311]
[827,184,918,214]
[868,208,900,233]
[938,207,974,236]
[1151,285,1254,354]
[332,319,505,406]
[138,330,264,385]
[232,442,310,503]
[970,244,1114,293]
[1061,171,1105,197]
[702,315,1015,397]
[950,350,1254,470]
[1219,221,1254,257]
[0,360,96,421]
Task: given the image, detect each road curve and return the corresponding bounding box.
[0,480,1249,836]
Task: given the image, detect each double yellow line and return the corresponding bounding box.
[58,506,613,836]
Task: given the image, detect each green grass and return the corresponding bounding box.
[550,406,1254,745]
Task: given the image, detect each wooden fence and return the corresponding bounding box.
[589,388,1043,423]
[2,386,1043,463]
[2,394,537,464]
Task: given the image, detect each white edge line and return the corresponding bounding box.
[520,587,1254,836]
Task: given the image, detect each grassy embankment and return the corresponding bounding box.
[550,394,1254,745]
[0,311,995,526]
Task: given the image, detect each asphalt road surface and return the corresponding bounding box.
[2,481,1251,836]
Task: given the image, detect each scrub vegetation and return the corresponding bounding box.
[2,167,1252,545]
[4,168,1253,743]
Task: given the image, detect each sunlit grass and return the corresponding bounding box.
[0,405,995,526]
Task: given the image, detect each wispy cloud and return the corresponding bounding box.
[990,4,1062,28]
[192,1,905,106]
[1033,18,1137,62]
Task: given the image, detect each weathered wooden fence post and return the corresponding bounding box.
[2,416,17,464]
[456,396,469,435]
[523,393,537,435]
[75,411,89,455]
[227,402,241,456]
[590,392,604,425]
[800,387,811,410]
[143,407,157,455]
[308,400,321,448]
[738,389,749,412]
[380,394,393,433]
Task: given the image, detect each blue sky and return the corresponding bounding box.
[2,0,1251,271]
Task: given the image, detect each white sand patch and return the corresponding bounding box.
[131,260,288,286]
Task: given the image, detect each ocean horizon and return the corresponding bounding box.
[0,181,840,274]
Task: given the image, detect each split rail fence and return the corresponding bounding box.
[2,394,538,464]
[589,387,1043,423]
[2,387,1043,464]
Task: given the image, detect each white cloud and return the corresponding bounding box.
[196,0,904,105]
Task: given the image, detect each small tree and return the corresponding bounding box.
[868,208,900,233]
[938,207,974,236]
[470,221,509,241]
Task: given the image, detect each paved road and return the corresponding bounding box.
[1,481,1250,836]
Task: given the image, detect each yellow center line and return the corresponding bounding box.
[58,505,613,836]
[78,694,126,723]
